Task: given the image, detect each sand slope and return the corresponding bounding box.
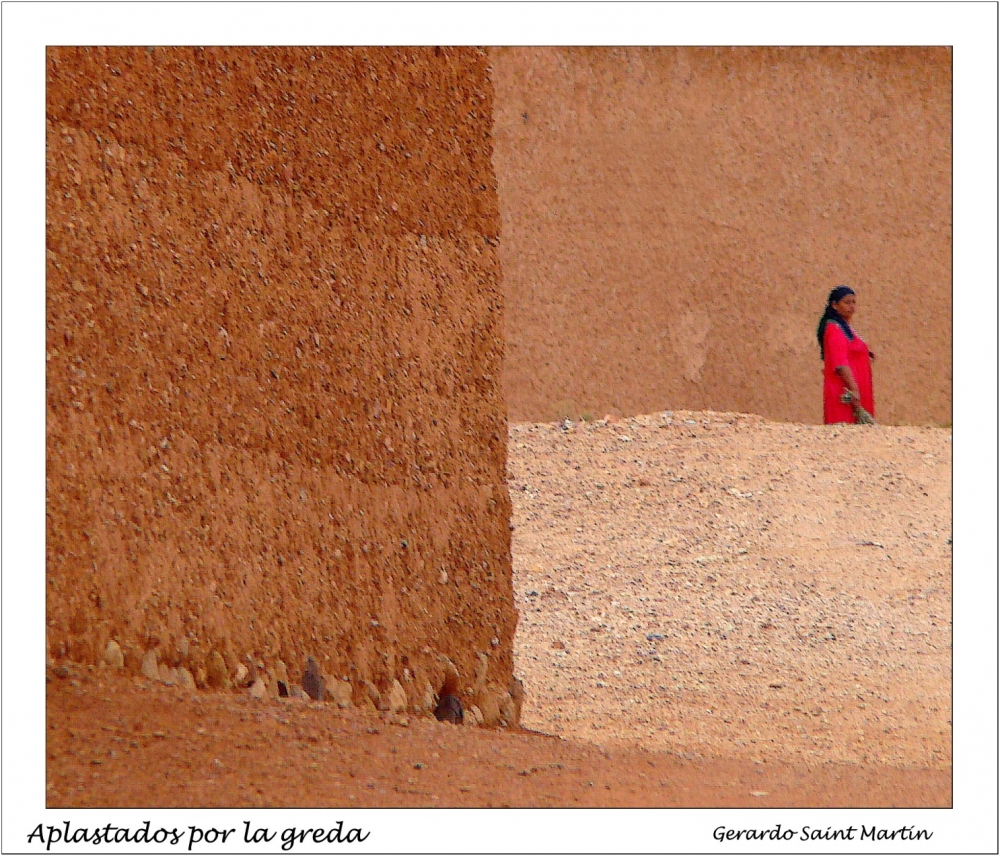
[510,412,951,769]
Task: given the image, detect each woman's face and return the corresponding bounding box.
[832,293,856,321]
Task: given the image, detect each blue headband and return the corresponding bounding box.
[828,286,855,304]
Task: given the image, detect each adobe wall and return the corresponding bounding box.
[492,47,952,425]
[46,47,517,718]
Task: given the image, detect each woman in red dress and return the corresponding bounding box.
[817,286,875,424]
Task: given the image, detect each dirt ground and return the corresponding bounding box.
[46,412,951,808]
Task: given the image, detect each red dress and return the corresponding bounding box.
[823,322,874,424]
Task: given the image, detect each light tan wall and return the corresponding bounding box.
[492,47,951,425]
[46,47,515,708]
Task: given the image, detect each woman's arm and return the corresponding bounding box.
[835,365,861,402]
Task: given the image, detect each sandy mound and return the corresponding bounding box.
[510,410,951,769]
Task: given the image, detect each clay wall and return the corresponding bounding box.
[492,47,952,425]
[46,47,517,717]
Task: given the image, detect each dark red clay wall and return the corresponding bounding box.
[492,47,952,425]
[46,47,517,719]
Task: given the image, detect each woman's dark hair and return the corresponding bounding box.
[817,286,855,359]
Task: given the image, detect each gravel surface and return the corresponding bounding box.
[509,411,951,770]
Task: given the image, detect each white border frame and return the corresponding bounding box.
[3,3,996,854]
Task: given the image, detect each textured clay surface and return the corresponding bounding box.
[46,47,516,714]
[492,47,951,425]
